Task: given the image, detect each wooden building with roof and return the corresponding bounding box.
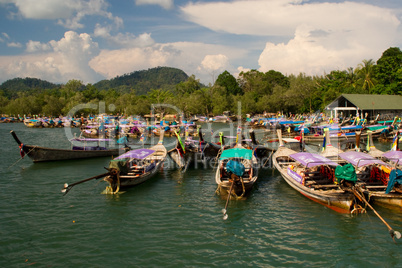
[325,94,402,120]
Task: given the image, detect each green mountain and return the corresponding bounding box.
[0,77,60,98]
[0,66,189,98]
[94,66,189,95]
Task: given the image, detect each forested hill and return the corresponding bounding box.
[0,77,60,98]
[94,66,189,95]
[0,66,189,97]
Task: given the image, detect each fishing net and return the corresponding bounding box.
[335,163,357,183]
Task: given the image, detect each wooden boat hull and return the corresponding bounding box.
[168,141,221,169]
[103,143,167,193]
[274,157,354,213]
[215,174,257,198]
[339,151,402,209]
[360,189,402,208]
[303,128,383,142]
[272,144,355,213]
[215,146,259,199]
[10,130,122,162]
[118,160,164,188]
[167,148,187,168]
[21,144,121,163]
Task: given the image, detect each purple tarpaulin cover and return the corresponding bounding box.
[115,149,155,160]
[338,151,388,167]
[70,138,113,142]
[382,151,402,163]
[289,152,339,167]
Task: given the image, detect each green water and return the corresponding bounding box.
[1,123,401,267]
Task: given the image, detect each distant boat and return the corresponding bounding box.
[10,130,124,163]
[302,125,382,142]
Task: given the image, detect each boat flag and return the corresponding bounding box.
[19,144,25,158]
[391,131,399,151]
[185,125,189,141]
[140,133,146,143]
[322,128,327,152]
[174,131,185,153]
[236,125,242,144]
[299,124,305,151]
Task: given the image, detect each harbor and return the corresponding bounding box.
[1,121,402,267]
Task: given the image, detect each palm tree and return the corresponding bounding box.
[356,59,376,93]
[345,67,357,89]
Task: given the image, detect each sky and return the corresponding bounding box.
[0,0,401,86]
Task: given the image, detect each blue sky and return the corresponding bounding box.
[0,0,401,86]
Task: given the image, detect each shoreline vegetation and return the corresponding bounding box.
[0,47,401,118]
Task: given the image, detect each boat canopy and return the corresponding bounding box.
[220,148,253,160]
[338,151,388,168]
[366,125,389,131]
[70,138,114,142]
[289,152,339,168]
[382,151,402,164]
[115,148,155,160]
[312,125,363,131]
[279,120,305,125]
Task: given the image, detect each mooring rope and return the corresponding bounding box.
[8,145,37,169]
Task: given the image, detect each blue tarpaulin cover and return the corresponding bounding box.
[386,169,402,194]
[226,160,245,177]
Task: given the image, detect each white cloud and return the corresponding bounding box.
[181,0,401,76]
[26,40,52,52]
[5,0,121,30]
[135,0,174,10]
[89,42,247,84]
[2,32,10,39]
[3,55,64,82]
[0,31,102,83]
[7,42,22,48]
[0,29,245,85]
[200,54,229,73]
[0,32,10,43]
[13,0,75,19]
[180,1,400,37]
[258,21,397,75]
[94,24,155,48]
[48,31,101,81]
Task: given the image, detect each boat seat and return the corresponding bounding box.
[311,184,339,189]
[305,179,333,186]
[364,185,387,189]
[119,175,138,178]
[303,171,321,175]
[304,174,322,179]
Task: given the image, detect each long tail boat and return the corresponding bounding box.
[10,130,125,163]
[338,151,402,208]
[215,144,259,199]
[273,129,361,213]
[168,126,222,169]
[102,133,167,194]
[61,133,166,195]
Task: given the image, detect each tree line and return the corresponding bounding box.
[1,47,401,118]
